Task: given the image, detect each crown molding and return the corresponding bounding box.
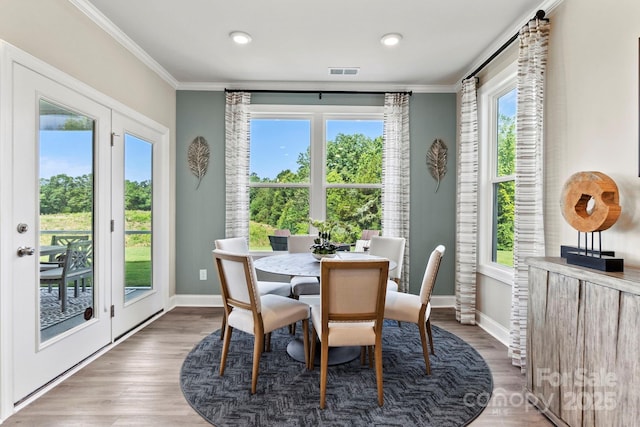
[177,80,457,94]
[457,0,565,86]
[68,0,179,89]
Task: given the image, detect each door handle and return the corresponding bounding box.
[17,246,35,257]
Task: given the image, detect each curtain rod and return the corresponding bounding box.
[224,88,412,99]
[464,9,548,81]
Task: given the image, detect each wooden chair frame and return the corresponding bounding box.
[310,259,389,408]
[213,250,310,394]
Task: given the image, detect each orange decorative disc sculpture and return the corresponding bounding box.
[561,171,621,232]
[560,171,623,271]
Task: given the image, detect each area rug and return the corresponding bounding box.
[40,287,93,330]
[180,321,493,426]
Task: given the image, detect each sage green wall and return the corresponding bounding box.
[175,91,456,296]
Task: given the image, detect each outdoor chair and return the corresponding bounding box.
[40,234,89,272]
[40,239,93,312]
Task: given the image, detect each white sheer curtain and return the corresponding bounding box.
[455,78,479,325]
[224,91,251,238]
[382,93,411,292]
[510,17,550,370]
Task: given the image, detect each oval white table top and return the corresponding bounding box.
[253,251,396,277]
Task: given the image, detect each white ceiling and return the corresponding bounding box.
[77,0,550,91]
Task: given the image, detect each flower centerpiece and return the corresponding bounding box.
[309,218,340,260]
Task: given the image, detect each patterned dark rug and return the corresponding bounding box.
[180,321,493,426]
[40,287,93,330]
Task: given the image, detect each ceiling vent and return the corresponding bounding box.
[328,67,360,76]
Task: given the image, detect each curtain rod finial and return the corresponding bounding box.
[536,10,546,19]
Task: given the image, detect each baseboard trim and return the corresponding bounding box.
[171,294,223,308]
[475,310,510,347]
[171,294,457,309]
[430,295,455,308]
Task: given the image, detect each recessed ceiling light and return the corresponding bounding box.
[229,31,252,45]
[380,33,402,47]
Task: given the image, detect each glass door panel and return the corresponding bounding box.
[124,134,152,302]
[38,99,95,342]
[111,111,164,339]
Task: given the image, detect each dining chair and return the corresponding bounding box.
[287,235,320,297]
[384,245,445,374]
[40,239,93,312]
[310,258,389,408]
[212,249,311,394]
[361,229,380,240]
[214,237,293,339]
[354,239,370,252]
[368,236,406,292]
[268,235,289,251]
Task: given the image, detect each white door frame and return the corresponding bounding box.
[0,41,171,421]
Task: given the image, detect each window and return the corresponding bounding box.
[478,64,516,281]
[248,105,383,251]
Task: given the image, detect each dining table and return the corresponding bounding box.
[253,251,396,366]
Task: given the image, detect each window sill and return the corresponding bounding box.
[477,262,514,285]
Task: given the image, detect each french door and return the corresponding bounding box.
[111,112,164,339]
[12,63,112,402]
[10,62,166,403]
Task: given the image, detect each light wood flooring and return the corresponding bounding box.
[2,307,552,426]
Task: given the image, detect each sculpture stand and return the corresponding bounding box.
[563,231,623,272]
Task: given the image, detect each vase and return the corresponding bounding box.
[312,252,337,261]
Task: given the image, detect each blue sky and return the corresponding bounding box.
[498,88,517,117]
[40,130,152,182]
[250,119,383,180]
[41,120,384,183]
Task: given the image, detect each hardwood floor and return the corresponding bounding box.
[3,307,552,426]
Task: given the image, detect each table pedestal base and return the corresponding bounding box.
[286,338,360,366]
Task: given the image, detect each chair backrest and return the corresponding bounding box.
[273,229,291,237]
[268,235,288,251]
[361,230,380,240]
[215,237,249,254]
[368,236,406,280]
[354,239,369,252]
[287,235,316,253]
[49,235,89,261]
[419,245,445,304]
[320,259,389,326]
[63,240,93,278]
[212,249,261,313]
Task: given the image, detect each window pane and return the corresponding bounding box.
[124,134,152,302]
[326,120,382,184]
[326,187,381,243]
[38,99,95,341]
[493,180,514,267]
[249,187,310,250]
[496,88,516,177]
[250,119,310,183]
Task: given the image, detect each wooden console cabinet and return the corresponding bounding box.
[526,257,640,426]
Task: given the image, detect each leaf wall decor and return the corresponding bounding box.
[187,136,210,190]
[426,138,447,192]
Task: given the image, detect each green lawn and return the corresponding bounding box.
[496,250,514,267]
[125,246,151,287]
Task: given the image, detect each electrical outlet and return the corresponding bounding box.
[199,269,207,280]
